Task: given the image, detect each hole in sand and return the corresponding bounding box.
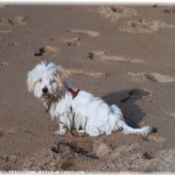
[129,89,151,99]
[34,46,57,57]
[87,52,94,59]
[50,146,59,154]
[110,7,123,13]
[142,152,153,160]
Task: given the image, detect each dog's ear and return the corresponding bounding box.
[55,66,70,89]
[27,71,35,93]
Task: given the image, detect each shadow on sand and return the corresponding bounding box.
[102,89,151,129]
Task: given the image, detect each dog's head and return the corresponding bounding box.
[27,61,70,102]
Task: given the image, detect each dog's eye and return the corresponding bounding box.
[50,80,55,84]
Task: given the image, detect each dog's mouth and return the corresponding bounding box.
[42,94,51,99]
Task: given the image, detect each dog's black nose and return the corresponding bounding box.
[42,87,48,93]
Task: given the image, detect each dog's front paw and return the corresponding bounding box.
[55,129,66,135]
[78,130,86,134]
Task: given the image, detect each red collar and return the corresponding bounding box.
[67,87,80,99]
[45,87,80,113]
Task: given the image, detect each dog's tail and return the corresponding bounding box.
[118,120,153,137]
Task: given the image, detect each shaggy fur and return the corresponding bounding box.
[27,62,153,137]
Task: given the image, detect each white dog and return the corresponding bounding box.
[27,61,153,137]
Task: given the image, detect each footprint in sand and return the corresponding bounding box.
[100,55,143,63]
[97,6,137,23]
[1,62,9,66]
[87,50,107,60]
[0,16,27,33]
[120,19,175,33]
[0,18,13,33]
[120,88,152,103]
[50,37,81,46]
[68,68,110,78]
[145,73,175,83]
[87,50,143,63]
[128,72,175,83]
[34,46,58,56]
[67,29,100,38]
[163,9,175,14]
[12,16,27,25]
[8,42,20,46]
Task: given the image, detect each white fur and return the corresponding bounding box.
[27,62,153,137]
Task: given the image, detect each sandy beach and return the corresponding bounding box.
[0,4,175,172]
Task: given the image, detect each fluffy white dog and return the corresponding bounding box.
[27,61,153,137]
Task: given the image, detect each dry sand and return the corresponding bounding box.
[0,4,175,172]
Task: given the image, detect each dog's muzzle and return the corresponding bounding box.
[42,87,51,99]
[42,87,48,93]
[42,94,51,99]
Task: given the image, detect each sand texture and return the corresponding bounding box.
[1,5,175,172]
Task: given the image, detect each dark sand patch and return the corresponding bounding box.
[120,88,152,103]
